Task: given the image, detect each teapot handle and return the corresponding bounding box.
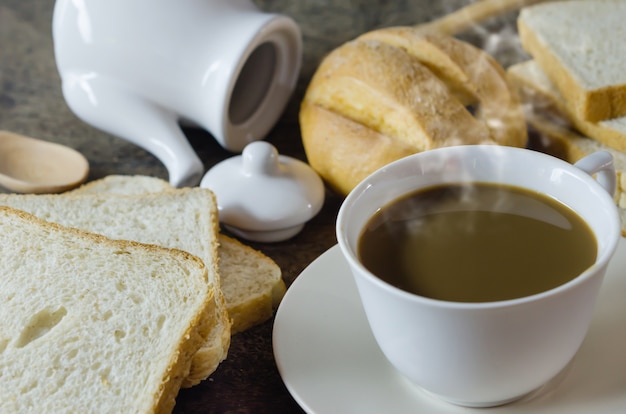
[574,151,617,197]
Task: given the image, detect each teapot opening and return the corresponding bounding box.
[229,41,277,125]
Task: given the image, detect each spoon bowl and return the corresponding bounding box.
[0,131,89,193]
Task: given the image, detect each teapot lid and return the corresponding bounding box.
[200,141,325,242]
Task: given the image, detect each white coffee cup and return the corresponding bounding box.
[52,0,301,187]
[336,145,621,407]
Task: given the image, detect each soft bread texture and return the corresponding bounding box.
[0,188,230,388]
[518,0,626,122]
[300,30,527,195]
[218,235,286,333]
[506,61,626,235]
[0,206,213,413]
[72,174,172,194]
[70,175,286,334]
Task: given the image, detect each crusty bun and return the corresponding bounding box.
[300,29,527,195]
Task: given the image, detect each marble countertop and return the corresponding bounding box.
[0,1,527,412]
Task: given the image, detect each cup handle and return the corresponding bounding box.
[574,151,616,197]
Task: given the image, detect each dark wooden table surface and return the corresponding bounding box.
[0,1,525,412]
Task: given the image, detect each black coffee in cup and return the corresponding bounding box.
[358,182,597,302]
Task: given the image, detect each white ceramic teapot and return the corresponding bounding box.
[52,0,302,186]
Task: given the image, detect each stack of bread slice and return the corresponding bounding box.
[69,175,286,336]
[0,176,285,412]
[0,206,213,413]
[508,0,626,235]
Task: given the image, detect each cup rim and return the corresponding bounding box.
[336,145,621,309]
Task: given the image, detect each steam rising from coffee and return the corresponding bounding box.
[376,178,571,236]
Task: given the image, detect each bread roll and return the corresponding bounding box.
[300,29,527,196]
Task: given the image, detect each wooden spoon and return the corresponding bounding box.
[0,130,89,193]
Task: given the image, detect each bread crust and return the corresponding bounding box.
[300,29,527,195]
[301,104,419,195]
[359,29,527,148]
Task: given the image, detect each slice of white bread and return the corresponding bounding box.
[0,189,230,388]
[70,175,286,334]
[0,206,213,413]
[217,235,286,333]
[506,61,626,235]
[518,0,626,122]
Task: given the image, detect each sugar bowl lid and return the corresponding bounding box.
[200,141,325,242]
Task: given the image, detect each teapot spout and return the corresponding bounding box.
[60,72,204,187]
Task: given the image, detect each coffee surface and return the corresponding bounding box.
[358,183,597,302]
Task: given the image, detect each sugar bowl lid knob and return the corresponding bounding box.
[200,141,325,242]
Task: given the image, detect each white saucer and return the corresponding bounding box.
[273,239,626,413]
